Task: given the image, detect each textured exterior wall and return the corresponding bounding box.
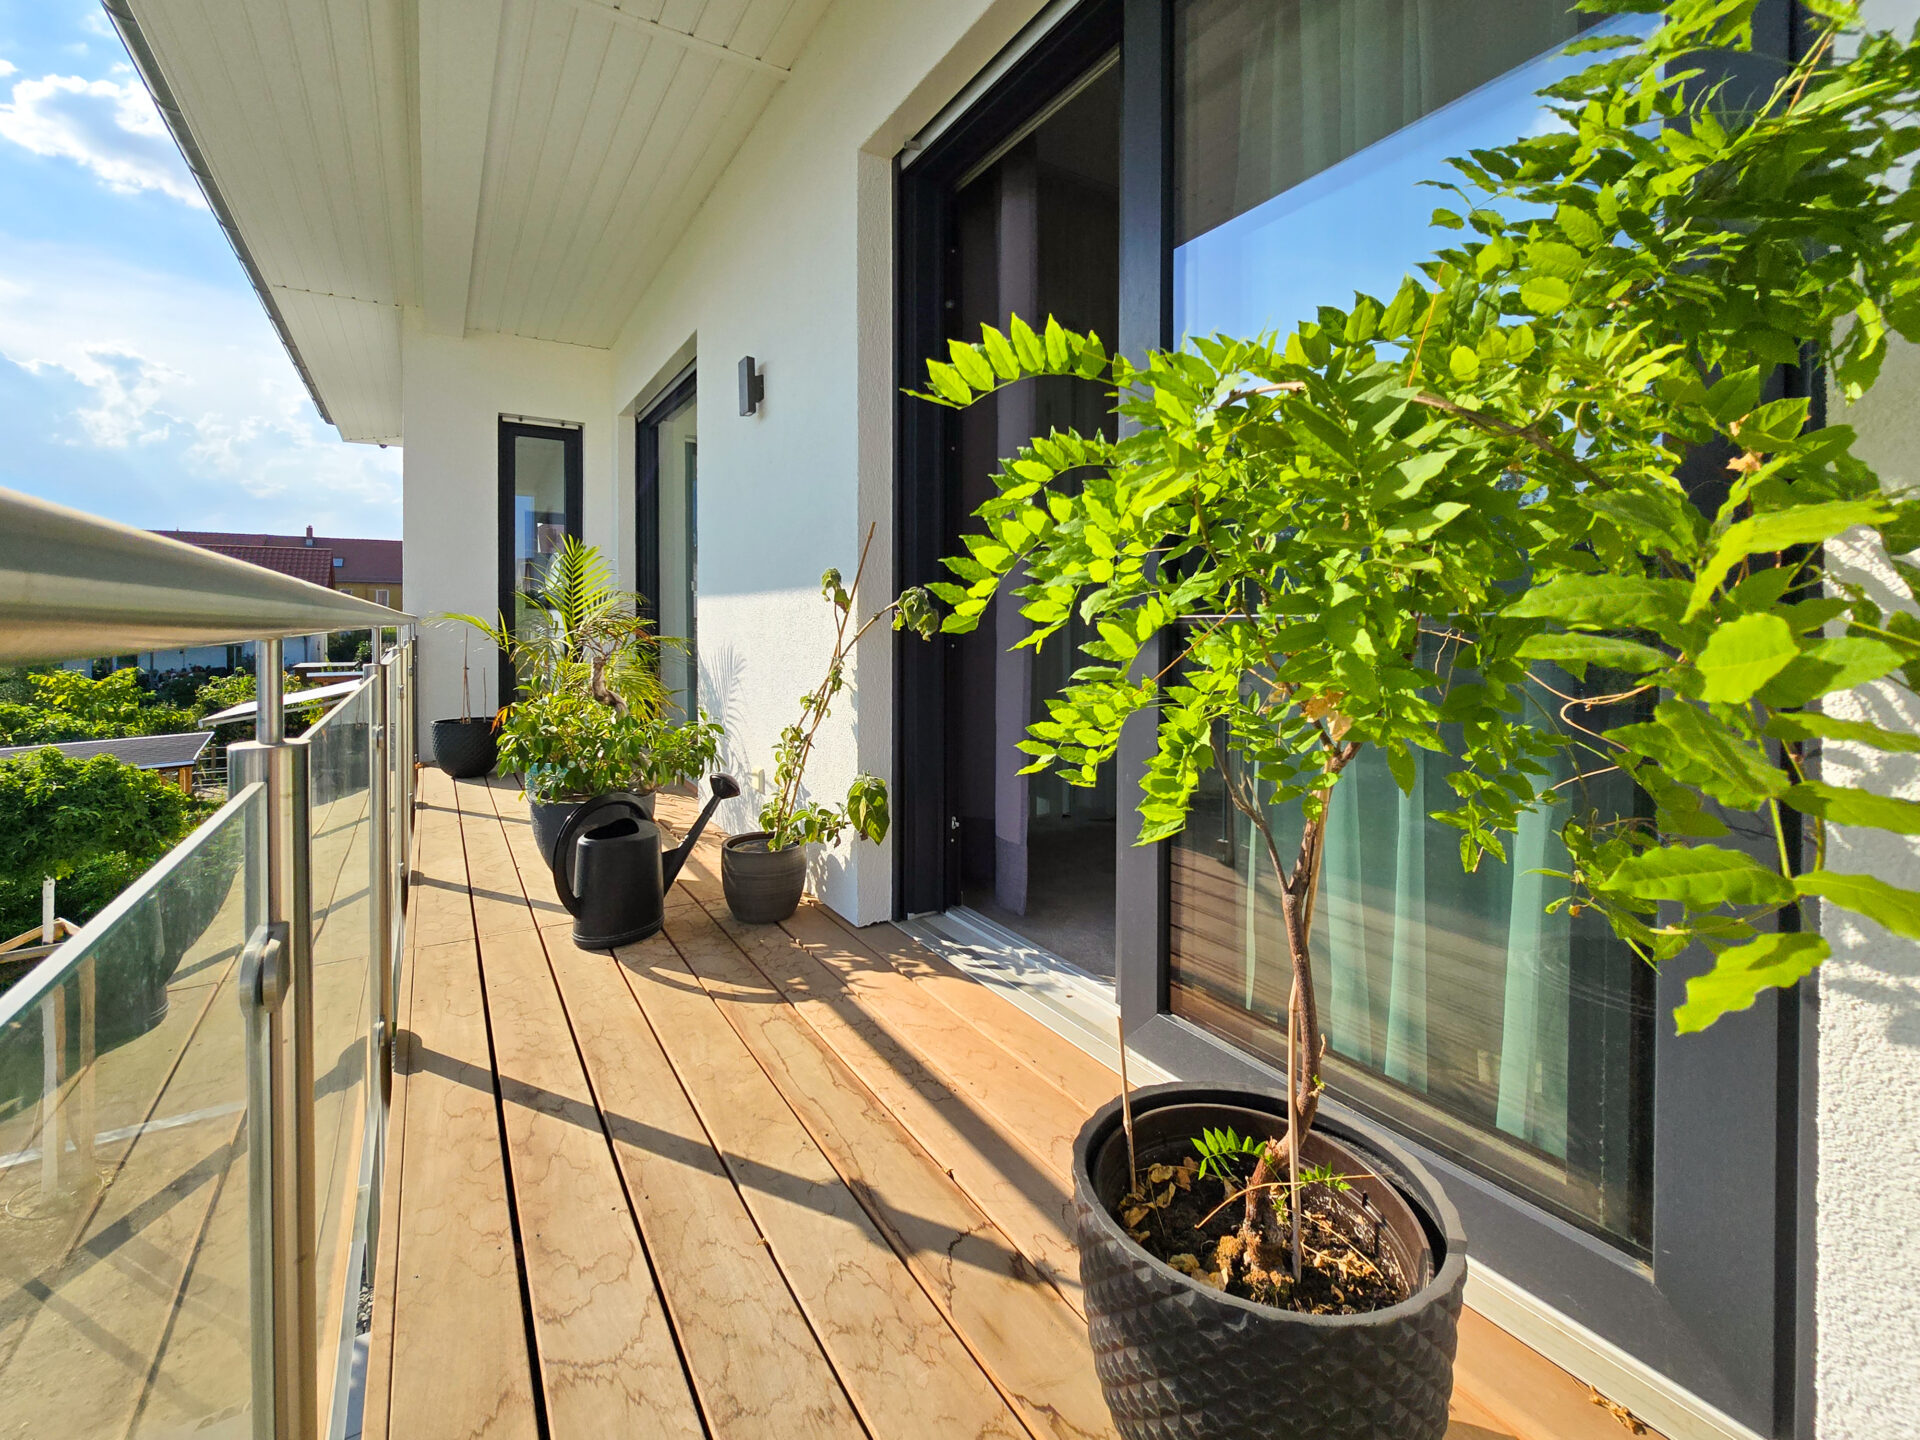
[1818,329,1920,1439]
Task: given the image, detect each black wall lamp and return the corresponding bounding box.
[738,356,764,416]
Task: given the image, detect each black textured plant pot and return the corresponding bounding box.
[432,718,497,778]
[1074,1081,1466,1440]
[531,792,653,865]
[720,832,806,923]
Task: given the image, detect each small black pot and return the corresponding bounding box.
[720,832,806,923]
[1074,1082,1466,1440]
[432,717,497,778]
[530,792,653,865]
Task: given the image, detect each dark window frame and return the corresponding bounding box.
[894,2,1814,1432]
[636,369,699,716]
[497,419,583,703]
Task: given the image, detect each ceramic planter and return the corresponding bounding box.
[431,717,497,778]
[720,832,806,923]
[1074,1081,1466,1440]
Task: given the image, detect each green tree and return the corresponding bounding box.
[0,669,196,745]
[0,750,211,936]
[914,0,1920,1271]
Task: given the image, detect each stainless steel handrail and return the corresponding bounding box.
[0,486,412,662]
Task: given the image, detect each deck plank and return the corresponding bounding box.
[480,781,868,1440]
[629,909,1026,1440]
[382,934,538,1440]
[451,783,703,1440]
[360,765,431,1440]
[674,914,1116,1440]
[817,909,1122,1117]
[684,885,1085,1313]
[778,906,1088,1183]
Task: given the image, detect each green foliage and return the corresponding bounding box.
[326,630,372,664]
[757,529,935,851]
[0,669,197,745]
[1191,1126,1267,1190]
[494,690,648,801]
[630,712,725,793]
[494,689,723,801]
[443,538,670,717]
[911,0,1920,1059]
[0,749,212,935]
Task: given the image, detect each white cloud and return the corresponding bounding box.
[81,12,117,40]
[0,61,17,78]
[0,71,201,205]
[0,238,401,534]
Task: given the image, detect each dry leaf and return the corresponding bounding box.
[1586,1386,1648,1435]
[1122,1205,1150,1228]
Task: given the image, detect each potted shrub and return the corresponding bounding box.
[431,633,498,778]
[722,527,934,923]
[446,537,683,850]
[496,689,725,861]
[912,6,1920,1434]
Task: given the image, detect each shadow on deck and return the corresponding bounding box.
[364,771,1658,1440]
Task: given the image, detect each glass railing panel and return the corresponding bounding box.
[301,679,375,1434]
[0,784,264,1439]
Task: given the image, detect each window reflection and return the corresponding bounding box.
[1165,4,1654,1252]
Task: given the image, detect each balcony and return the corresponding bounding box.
[0,487,1650,1440]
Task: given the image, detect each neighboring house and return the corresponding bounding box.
[156,527,404,610]
[104,3,1919,1439]
[0,732,211,793]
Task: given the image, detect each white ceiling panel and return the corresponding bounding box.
[271,288,403,443]
[119,0,836,437]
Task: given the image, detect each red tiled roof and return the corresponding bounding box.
[197,543,338,587]
[156,530,401,584]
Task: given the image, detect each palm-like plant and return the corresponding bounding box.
[445,537,672,717]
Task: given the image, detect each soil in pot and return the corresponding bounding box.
[1113,1140,1411,1315]
[1076,1087,1463,1440]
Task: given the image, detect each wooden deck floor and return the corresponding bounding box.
[365,770,1656,1440]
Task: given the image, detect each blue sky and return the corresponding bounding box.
[0,1,401,538]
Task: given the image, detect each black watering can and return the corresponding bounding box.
[549,774,741,949]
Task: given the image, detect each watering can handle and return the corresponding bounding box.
[548,794,650,918]
[661,774,741,894]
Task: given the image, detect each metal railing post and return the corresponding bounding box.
[230,638,318,1440]
[367,630,392,1105]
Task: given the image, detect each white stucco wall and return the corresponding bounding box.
[396,0,1050,924]
[1817,332,1920,1439]
[400,318,615,743]
[596,0,1049,922]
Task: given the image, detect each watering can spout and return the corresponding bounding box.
[663,774,741,892]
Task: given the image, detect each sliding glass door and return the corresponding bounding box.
[637,376,698,719]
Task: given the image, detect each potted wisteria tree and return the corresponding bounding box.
[913,4,1920,1435]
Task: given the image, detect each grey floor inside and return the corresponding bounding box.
[967,815,1116,979]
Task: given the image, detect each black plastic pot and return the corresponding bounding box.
[720,832,806,923]
[530,791,653,865]
[1074,1081,1466,1440]
[432,717,497,778]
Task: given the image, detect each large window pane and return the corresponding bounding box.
[1173,0,1610,342]
[651,391,698,718]
[1167,3,1655,1253]
[510,434,571,633]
